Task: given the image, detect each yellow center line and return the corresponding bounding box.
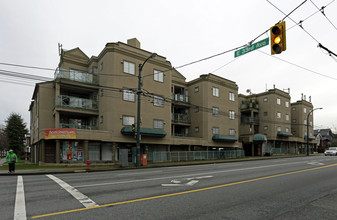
[32,163,337,219]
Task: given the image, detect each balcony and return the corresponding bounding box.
[54,68,98,85]
[172,94,190,104]
[56,95,99,111]
[240,100,259,111]
[241,116,260,124]
[59,123,98,130]
[172,113,191,123]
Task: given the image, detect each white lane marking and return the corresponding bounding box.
[46,174,98,208]
[308,161,324,165]
[162,176,213,187]
[74,160,317,188]
[14,176,26,220]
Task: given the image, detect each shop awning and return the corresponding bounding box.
[212,134,238,142]
[304,135,316,141]
[277,132,293,137]
[253,134,267,142]
[121,126,166,137]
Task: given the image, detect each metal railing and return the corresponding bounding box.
[147,150,245,162]
[56,95,99,111]
[172,113,191,123]
[59,123,98,130]
[54,67,99,85]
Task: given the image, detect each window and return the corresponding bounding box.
[292,119,296,123]
[264,126,268,130]
[123,89,135,102]
[229,92,235,101]
[194,87,199,93]
[264,112,268,116]
[286,127,289,132]
[277,112,281,119]
[154,120,164,129]
[212,127,219,135]
[212,107,219,116]
[123,61,135,75]
[212,87,219,97]
[292,107,296,111]
[154,96,164,107]
[195,127,199,133]
[154,70,164,82]
[304,108,307,113]
[100,62,103,71]
[229,110,235,120]
[292,130,296,135]
[304,119,307,125]
[229,129,236,136]
[310,121,313,126]
[263,97,268,102]
[123,116,135,126]
[194,106,199,112]
[277,98,281,105]
[286,114,289,121]
[277,126,281,132]
[285,101,289,107]
[100,116,103,124]
[92,67,98,74]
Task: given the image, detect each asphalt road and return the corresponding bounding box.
[2,156,337,220]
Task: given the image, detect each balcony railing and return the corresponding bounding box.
[172,113,191,123]
[172,94,190,103]
[59,123,98,130]
[54,68,99,85]
[56,95,99,111]
[241,116,260,124]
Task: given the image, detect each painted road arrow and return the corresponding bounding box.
[161,176,213,187]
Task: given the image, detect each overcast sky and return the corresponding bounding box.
[0,0,336,132]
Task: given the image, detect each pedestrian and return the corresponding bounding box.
[6,149,18,173]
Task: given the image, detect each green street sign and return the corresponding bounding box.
[234,38,269,58]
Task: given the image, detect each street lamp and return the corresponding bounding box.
[306,107,322,156]
[136,53,157,167]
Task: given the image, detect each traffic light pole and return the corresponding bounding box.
[136,53,157,167]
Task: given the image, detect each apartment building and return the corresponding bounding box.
[29,38,240,164]
[239,88,316,156]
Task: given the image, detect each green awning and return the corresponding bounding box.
[253,134,267,142]
[304,135,316,141]
[277,132,293,137]
[121,126,166,137]
[212,134,238,142]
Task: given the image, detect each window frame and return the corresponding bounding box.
[229,92,235,101]
[229,110,235,120]
[153,119,164,129]
[122,89,135,102]
[212,87,219,97]
[154,95,164,107]
[154,69,164,82]
[123,61,136,75]
[122,116,135,126]
[212,107,219,116]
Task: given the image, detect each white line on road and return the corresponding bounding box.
[74,161,312,188]
[14,176,26,220]
[46,174,98,208]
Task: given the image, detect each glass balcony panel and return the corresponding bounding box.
[56,95,99,111]
[54,68,98,85]
[59,123,98,130]
[173,94,190,103]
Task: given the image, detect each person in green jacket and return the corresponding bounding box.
[6,149,18,173]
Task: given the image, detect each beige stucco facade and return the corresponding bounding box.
[29,38,241,164]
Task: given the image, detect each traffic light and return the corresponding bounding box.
[132,124,136,139]
[270,21,286,55]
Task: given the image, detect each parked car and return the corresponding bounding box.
[324,147,337,156]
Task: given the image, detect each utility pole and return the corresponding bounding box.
[136,53,157,167]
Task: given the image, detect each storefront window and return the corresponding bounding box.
[62,141,83,161]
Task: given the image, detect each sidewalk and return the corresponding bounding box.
[0,154,316,176]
